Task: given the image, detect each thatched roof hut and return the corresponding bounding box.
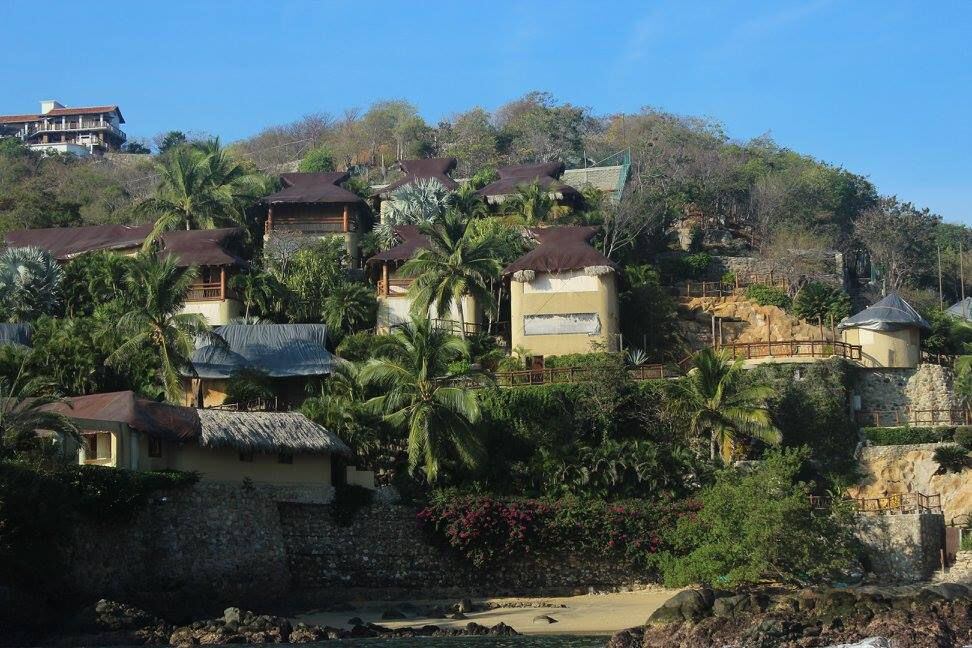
[197,409,351,455]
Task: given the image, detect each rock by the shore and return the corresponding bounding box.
[609,583,971,648]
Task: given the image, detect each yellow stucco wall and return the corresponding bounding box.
[509,271,620,357]
[842,327,921,368]
[75,426,332,485]
[181,299,243,326]
[376,267,480,333]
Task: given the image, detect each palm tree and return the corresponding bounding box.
[447,183,489,220]
[0,247,64,322]
[399,214,502,337]
[321,281,377,336]
[139,139,260,246]
[231,268,284,320]
[108,254,216,402]
[377,178,452,247]
[503,182,569,225]
[360,316,485,482]
[0,366,78,457]
[672,348,781,465]
[301,360,381,464]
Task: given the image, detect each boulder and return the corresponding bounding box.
[647,588,714,624]
[346,616,363,626]
[222,607,241,627]
[489,622,518,636]
[532,614,558,624]
[456,598,476,613]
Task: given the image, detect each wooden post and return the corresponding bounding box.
[342,205,350,232]
[818,316,824,340]
[381,263,389,296]
[267,205,274,234]
[711,313,716,347]
[219,267,227,300]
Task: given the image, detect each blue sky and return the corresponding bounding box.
[4,1,970,223]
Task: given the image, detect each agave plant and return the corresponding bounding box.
[0,247,64,322]
[377,178,453,246]
[625,347,650,366]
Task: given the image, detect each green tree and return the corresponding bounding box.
[298,146,336,173]
[231,267,284,320]
[658,448,859,588]
[138,139,260,244]
[155,130,187,153]
[502,182,568,225]
[792,282,851,323]
[673,348,781,464]
[321,281,377,337]
[400,215,502,337]
[361,317,485,482]
[108,255,214,402]
[273,238,347,323]
[62,251,132,317]
[0,367,78,457]
[0,247,64,322]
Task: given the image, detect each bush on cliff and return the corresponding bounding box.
[654,448,859,588]
[862,425,957,446]
[417,493,700,570]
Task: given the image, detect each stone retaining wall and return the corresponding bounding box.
[855,513,945,582]
[278,502,649,597]
[854,365,954,422]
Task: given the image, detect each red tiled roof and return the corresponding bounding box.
[0,105,124,124]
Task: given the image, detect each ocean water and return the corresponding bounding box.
[296,637,609,647]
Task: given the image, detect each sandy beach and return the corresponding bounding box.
[294,587,680,636]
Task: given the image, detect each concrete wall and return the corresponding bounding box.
[855,513,945,583]
[843,327,921,369]
[181,299,242,326]
[376,269,480,333]
[509,270,619,357]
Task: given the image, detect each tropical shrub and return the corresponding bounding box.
[418,493,699,569]
[745,283,791,310]
[792,282,851,323]
[620,265,678,359]
[543,352,618,369]
[955,426,972,451]
[933,444,970,473]
[0,247,64,322]
[862,426,956,446]
[656,448,859,588]
[298,145,335,173]
[224,368,275,407]
[657,253,711,282]
[62,251,132,317]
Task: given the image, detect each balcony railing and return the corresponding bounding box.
[492,363,679,387]
[265,215,350,235]
[185,282,225,302]
[27,120,125,139]
[717,340,862,361]
[377,278,414,296]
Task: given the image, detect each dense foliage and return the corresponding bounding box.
[418,492,699,570]
[792,281,851,323]
[656,449,859,588]
[861,426,958,446]
[744,283,792,310]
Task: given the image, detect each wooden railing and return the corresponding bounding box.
[429,318,480,336]
[377,278,413,296]
[718,340,862,361]
[810,492,943,515]
[678,272,789,298]
[492,363,679,387]
[856,408,971,427]
[185,282,225,302]
[265,215,349,235]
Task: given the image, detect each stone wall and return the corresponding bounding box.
[710,253,844,286]
[854,365,954,423]
[278,502,649,597]
[855,513,945,583]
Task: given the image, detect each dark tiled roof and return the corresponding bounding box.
[365,225,430,264]
[5,225,244,267]
[378,158,458,195]
[0,105,124,124]
[502,226,617,275]
[263,172,364,205]
[476,162,581,199]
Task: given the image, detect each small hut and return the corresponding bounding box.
[475,162,582,207]
[838,292,930,368]
[503,226,620,358]
[946,297,972,322]
[45,391,357,486]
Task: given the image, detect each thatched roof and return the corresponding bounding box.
[365,225,430,265]
[46,391,350,456]
[263,172,365,205]
[476,162,581,201]
[502,226,618,276]
[377,158,458,196]
[197,409,351,456]
[5,225,245,267]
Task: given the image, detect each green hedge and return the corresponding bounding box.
[862,426,959,445]
[745,283,791,310]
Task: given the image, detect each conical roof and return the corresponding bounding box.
[837,292,930,332]
[946,297,972,321]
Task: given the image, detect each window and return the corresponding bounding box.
[523,313,601,336]
[239,451,254,462]
[148,437,163,458]
[278,453,293,465]
[82,432,112,460]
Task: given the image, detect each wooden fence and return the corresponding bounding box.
[678,272,789,298]
[856,408,972,427]
[810,492,942,515]
[492,363,679,387]
[717,340,862,361]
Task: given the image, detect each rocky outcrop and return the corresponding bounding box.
[678,296,831,351]
[607,584,971,648]
[850,444,972,526]
[48,601,520,646]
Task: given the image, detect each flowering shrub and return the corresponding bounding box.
[418,494,700,569]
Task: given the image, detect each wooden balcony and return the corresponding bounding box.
[718,340,862,362]
[377,277,414,297]
[265,215,350,235]
[186,282,228,302]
